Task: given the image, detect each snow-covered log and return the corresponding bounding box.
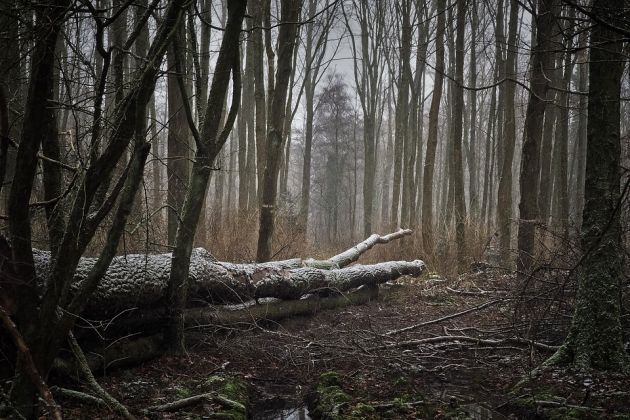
[31,230,423,318]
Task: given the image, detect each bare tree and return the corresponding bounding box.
[166,22,191,246]
[496,0,519,264]
[452,0,467,268]
[516,0,555,275]
[256,0,302,262]
[164,0,246,353]
[7,0,188,413]
[342,0,386,237]
[299,0,335,230]
[545,0,627,371]
[421,0,446,254]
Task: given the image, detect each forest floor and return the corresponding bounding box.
[58,266,630,419]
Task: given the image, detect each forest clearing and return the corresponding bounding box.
[1,0,630,418]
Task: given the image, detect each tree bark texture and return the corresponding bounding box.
[421,0,446,254]
[452,0,467,269]
[256,0,302,262]
[166,23,191,246]
[516,0,554,275]
[496,0,518,265]
[546,0,627,371]
[165,0,247,352]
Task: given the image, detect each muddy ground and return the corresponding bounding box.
[56,267,630,419]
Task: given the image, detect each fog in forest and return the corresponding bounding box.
[0,0,629,418]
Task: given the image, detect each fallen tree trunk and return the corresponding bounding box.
[45,230,422,373]
[32,229,422,318]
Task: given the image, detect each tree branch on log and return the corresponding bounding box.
[218,228,414,271]
[305,228,413,269]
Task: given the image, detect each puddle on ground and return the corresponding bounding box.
[254,405,311,420]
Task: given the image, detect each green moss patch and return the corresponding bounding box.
[309,372,438,419]
[204,375,248,419]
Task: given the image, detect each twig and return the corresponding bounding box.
[148,393,213,412]
[370,335,559,352]
[446,286,505,296]
[0,387,27,420]
[385,299,504,336]
[147,392,245,413]
[534,399,604,412]
[372,399,426,409]
[0,304,62,420]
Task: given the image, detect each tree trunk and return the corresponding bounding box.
[256,0,302,262]
[451,0,467,269]
[538,53,560,225]
[516,0,555,276]
[480,69,498,234]
[381,96,394,227]
[299,0,318,230]
[467,0,479,221]
[545,0,626,371]
[165,0,246,353]
[167,24,191,246]
[245,9,258,212]
[253,0,266,203]
[238,34,249,216]
[421,0,446,254]
[550,10,574,238]
[495,0,518,265]
[574,31,588,227]
[0,0,20,212]
[398,0,413,229]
